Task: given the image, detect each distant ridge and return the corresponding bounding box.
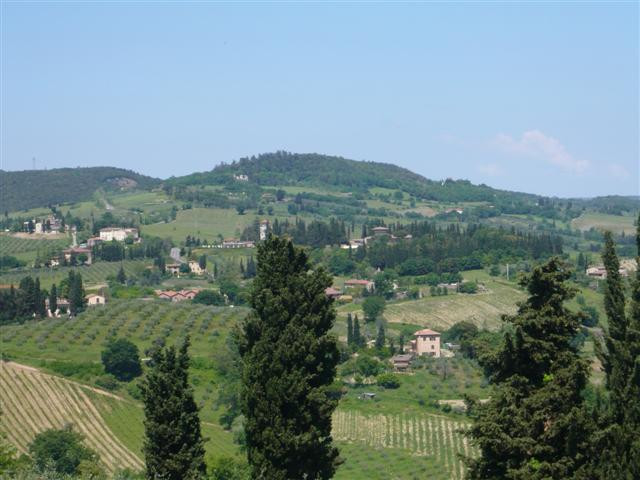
[0,167,160,212]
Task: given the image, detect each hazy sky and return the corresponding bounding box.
[1,2,638,197]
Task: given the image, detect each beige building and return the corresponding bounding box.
[86,294,106,306]
[188,261,204,275]
[411,328,441,358]
[99,227,139,242]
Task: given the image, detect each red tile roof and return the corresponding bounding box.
[414,328,441,336]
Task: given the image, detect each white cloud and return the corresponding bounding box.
[491,130,588,173]
[607,163,630,179]
[477,163,505,176]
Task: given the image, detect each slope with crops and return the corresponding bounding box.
[0,361,144,473]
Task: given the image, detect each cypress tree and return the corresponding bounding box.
[68,271,86,316]
[239,236,341,479]
[346,313,353,347]
[375,324,385,350]
[141,336,206,480]
[116,265,127,285]
[587,226,640,478]
[353,315,363,348]
[465,257,590,479]
[49,284,57,315]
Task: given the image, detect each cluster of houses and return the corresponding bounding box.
[86,227,139,248]
[325,278,376,302]
[586,265,631,280]
[44,293,106,317]
[340,226,413,250]
[155,289,201,302]
[391,328,443,371]
[218,220,270,249]
[23,215,63,234]
[166,260,206,276]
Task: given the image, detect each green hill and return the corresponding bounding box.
[0,167,160,212]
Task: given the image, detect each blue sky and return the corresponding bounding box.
[1,2,637,197]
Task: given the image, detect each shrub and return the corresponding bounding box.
[376,373,400,389]
[28,427,98,475]
[192,289,225,306]
[101,338,142,382]
[95,374,120,391]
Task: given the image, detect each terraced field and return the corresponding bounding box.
[333,410,474,480]
[0,361,144,473]
[0,260,151,288]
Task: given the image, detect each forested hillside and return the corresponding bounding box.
[0,167,160,212]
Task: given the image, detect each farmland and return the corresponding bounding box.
[333,410,474,480]
[0,259,151,289]
[571,212,637,235]
[0,361,144,473]
[0,234,70,255]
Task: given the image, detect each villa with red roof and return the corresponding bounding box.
[411,328,441,358]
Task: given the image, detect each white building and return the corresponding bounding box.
[411,328,441,358]
[86,294,106,306]
[99,227,139,242]
[259,220,269,241]
[188,260,204,275]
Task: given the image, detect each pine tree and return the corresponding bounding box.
[587,226,640,478]
[465,257,590,479]
[141,337,206,480]
[49,284,57,315]
[375,324,385,350]
[346,313,353,347]
[239,236,341,479]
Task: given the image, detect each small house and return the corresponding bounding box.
[391,353,414,372]
[324,287,342,300]
[86,294,106,306]
[344,279,375,292]
[188,261,204,275]
[166,263,181,275]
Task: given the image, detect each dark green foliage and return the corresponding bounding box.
[353,315,363,348]
[198,254,207,271]
[0,255,25,270]
[49,284,58,314]
[239,236,340,479]
[67,271,86,316]
[28,426,98,475]
[0,276,50,324]
[346,313,353,347]
[101,338,142,382]
[442,321,479,358]
[376,372,400,389]
[140,337,206,480]
[192,289,225,306]
[465,258,590,479]
[587,225,640,478]
[458,281,478,294]
[375,324,386,349]
[362,296,385,322]
[209,456,250,480]
[354,355,385,377]
[0,167,159,212]
[116,265,127,285]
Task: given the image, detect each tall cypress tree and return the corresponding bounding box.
[375,324,385,350]
[49,284,57,315]
[346,313,353,347]
[68,271,86,316]
[353,315,363,348]
[588,226,640,478]
[141,336,206,480]
[465,257,590,479]
[239,236,341,479]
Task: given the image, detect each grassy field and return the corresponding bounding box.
[571,212,637,235]
[0,260,152,289]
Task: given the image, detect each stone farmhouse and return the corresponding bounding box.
[411,328,441,358]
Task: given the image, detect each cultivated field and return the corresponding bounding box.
[0,260,151,289]
[0,234,70,255]
[333,410,475,480]
[571,212,637,235]
[0,361,144,473]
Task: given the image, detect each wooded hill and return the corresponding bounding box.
[164,151,535,204]
[0,167,160,212]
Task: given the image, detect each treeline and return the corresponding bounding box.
[93,236,171,262]
[0,167,159,212]
[0,271,86,325]
[363,222,562,273]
